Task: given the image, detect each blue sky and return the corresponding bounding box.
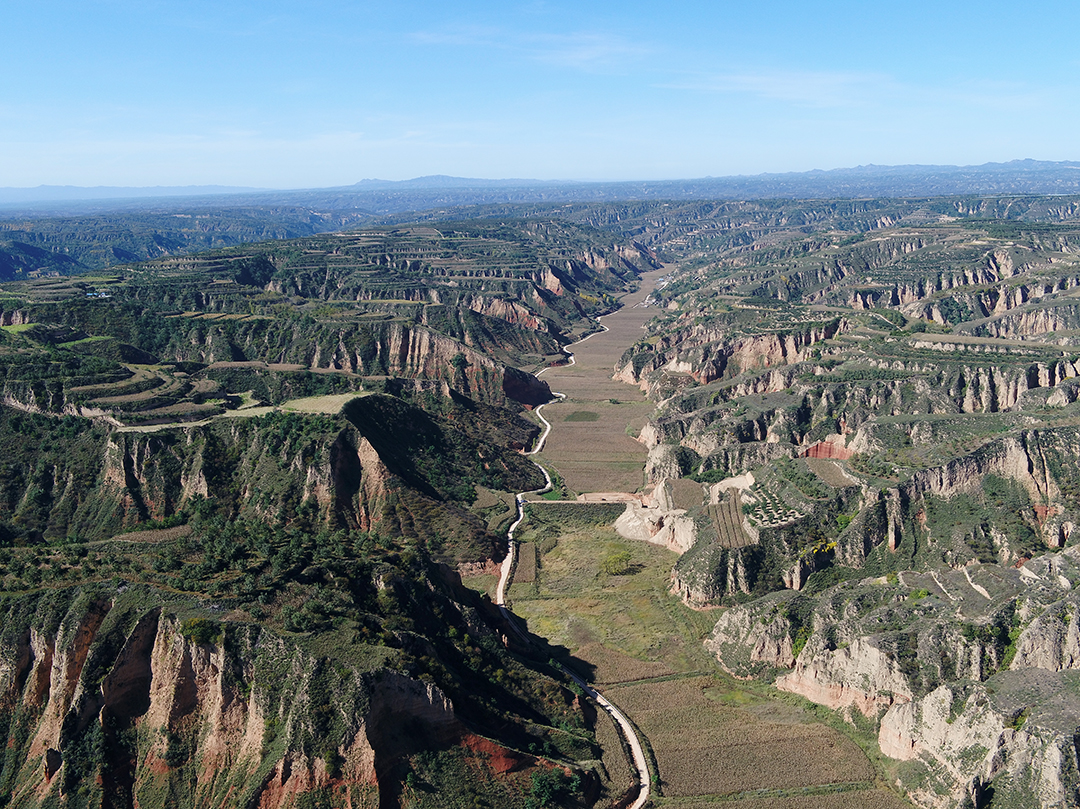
[3,0,1078,187]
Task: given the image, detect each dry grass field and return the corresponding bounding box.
[509,510,910,808]
[459,571,499,600]
[573,643,675,684]
[511,542,537,584]
[280,392,367,413]
[608,676,875,797]
[667,791,910,809]
[117,392,367,433]
[510,523,715,673]
[107,525,193,544]
[667,477,706,510]
[805,458,859,488]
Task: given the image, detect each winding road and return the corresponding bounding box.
[494,316,652,809]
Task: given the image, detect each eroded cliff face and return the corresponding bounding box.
[668,425,1080,607]
[638,356,1080,472]
[708,548,1080,809]
[0,592,470,809]
[152,318,552,409]
[615,320,845,393]
[0,390,542,561]
[879,674,1080,809]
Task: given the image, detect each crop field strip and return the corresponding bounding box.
[710,492,753,549]
[657,789,910,808]
[606,676,878,799]
[532,268,666,494]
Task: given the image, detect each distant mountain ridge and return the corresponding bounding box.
[349,175,567,190]
[5,159,1080,209]
[0,184,269,204]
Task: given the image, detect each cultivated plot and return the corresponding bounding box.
[534,269,665,494]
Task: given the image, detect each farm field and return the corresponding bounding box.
[664,791,910,809]
[509,476,910,807]
[710,492,752,549]
[608,676,874,797]
[532,268,666,495]
[278,391,368,413]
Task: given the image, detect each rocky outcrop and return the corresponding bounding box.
[776,636,915,716]
[879,674,1080,809]
[671,544,763,605]
[882,271,1080,325]
[616,320,846,392]
[613,497,697,554]
[0,594,468,808]
[708,548,1080,809]
[706,591,797,673]
[0,309,32,327]
[965,303,1080,340]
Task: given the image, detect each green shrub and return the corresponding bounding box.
[600,551,633,576]
[179,617,221,645]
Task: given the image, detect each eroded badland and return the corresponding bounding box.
[3,197,1080,808]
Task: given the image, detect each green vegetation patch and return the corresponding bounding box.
[563,410,600,422]
[524,501,627,528]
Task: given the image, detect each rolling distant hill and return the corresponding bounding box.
[3,160,1080,278]
[0,184,268,204]
[5,159,1080,212]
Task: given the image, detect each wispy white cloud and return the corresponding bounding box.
[664,68,1057,115]
[410,25,649,71]
[663,69,890,108]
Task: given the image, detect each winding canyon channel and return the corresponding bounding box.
[495,269,912,809]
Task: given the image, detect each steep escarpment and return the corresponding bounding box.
[661,425,1080,607]
[0,565,597,809]
[0,388,542,561]
[616,317,845,391]
[2,307,552,410]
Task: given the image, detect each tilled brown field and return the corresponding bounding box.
[711,492,753,549]
[534,269,665,495]
[669,792,911,809]
[606,676,876,798]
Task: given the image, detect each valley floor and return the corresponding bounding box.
[531,269,664,495]
[511,271,912,808]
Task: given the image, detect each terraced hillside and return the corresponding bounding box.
[611,211,1080,808]
[0,220,656,426]
[0,206,374,278]
[0,220,659,809]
